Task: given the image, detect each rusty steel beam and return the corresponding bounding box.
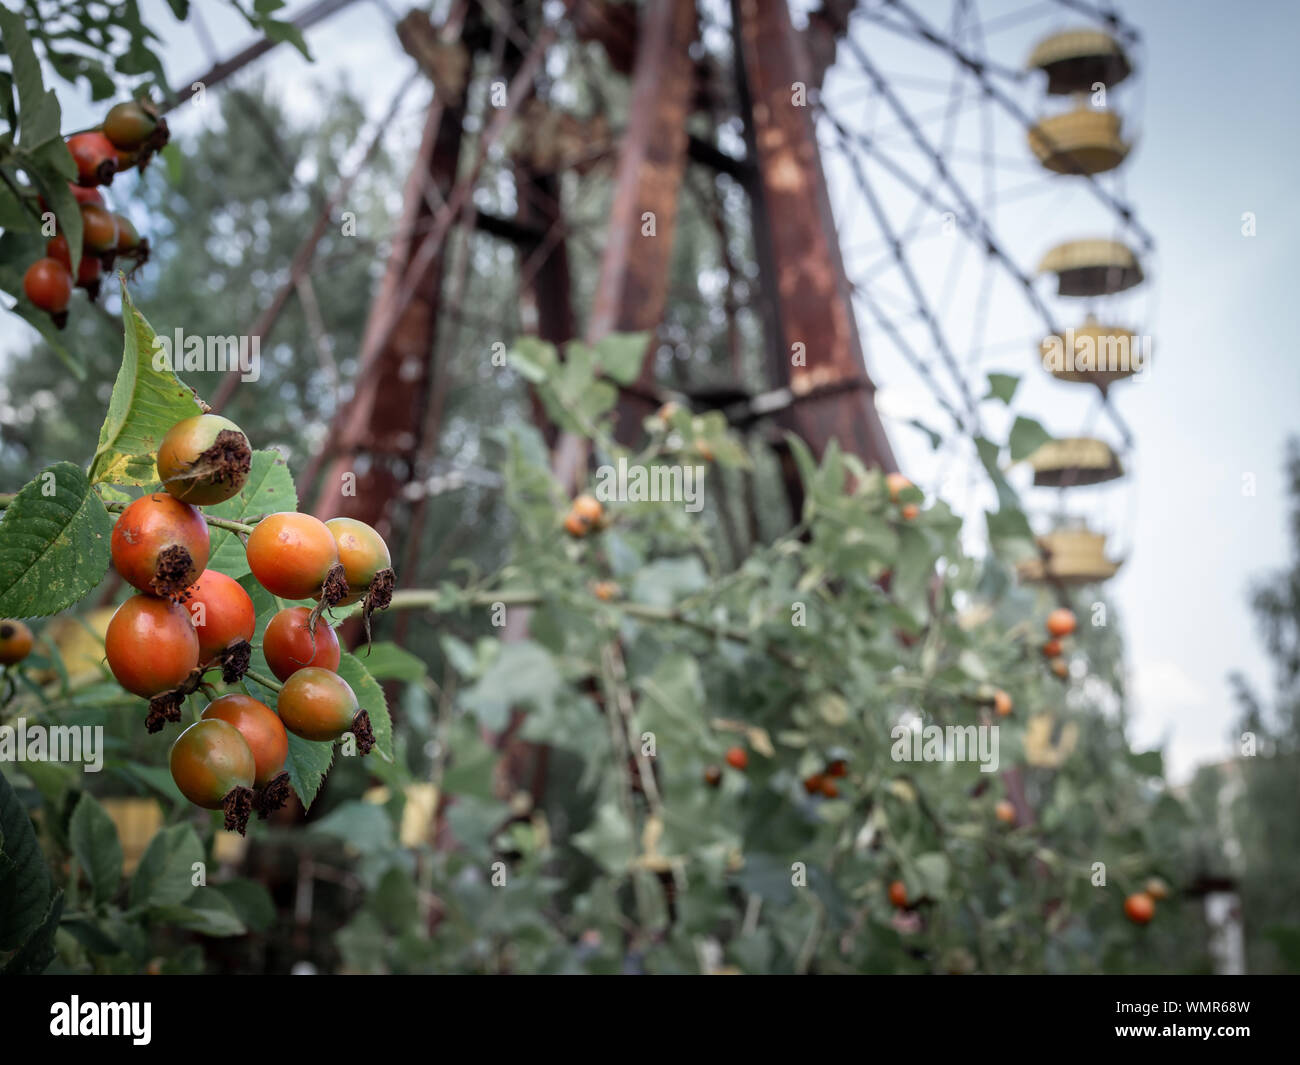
[310,66,469,528]
[551,0,698,489]
[592,0,698,446]
[516,168,577,448]
[732,0,897,481]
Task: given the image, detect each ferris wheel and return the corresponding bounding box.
[812,0,1152,586]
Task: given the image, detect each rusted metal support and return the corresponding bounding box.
[311,43,469,526]
[731,0,897,489]
[592,0,698,447]
[516,168,577,447]
[550,0,698,490]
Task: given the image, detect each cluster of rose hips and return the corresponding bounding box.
[886,472,920,522]
[102,412,395,833]
[563,493,607,538]
[22,100,166,326]
[701,744,750,786]
[802,757,848,799]
[1040,607,1076,679]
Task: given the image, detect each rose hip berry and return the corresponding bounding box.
[114,213,142,252]
[80,203,119,254]
[323,517,393,606]
[201,694,288,789]
[572,494,604,529]
[184,569,255,664]
[886,472,913,502]
[263,606,340,682]
[0,620,35,665]
[23,258,73,317]
[156,413,252,506]
[276,667,373,752]
[246,512,342,602]
[104,594,199,697]
[169,719,256,834]
[1046,608,1077,638]
[1124,891,1155,925]
[110,492,210,599]
[103,100,166,152]
[68,183,105,207]
[724,746,748,770]
[66,131,118,186]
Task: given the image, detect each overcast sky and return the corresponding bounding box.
[25,1,1300,782]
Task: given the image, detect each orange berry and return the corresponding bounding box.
[1124,892,1155,925]
[886,472,912,503]
[1046,608,1077,638]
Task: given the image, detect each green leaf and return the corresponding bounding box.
[307,800,395,854]
[460,640,561,732]
[1008,417,1052,463]
[129,824,203,909]
[69,793,123,904]
[27,162,82,275]
[204,451,298,577]
[1128,749,1164,777]
[259,18,313,61]
[0,889,63,974]
[358,641,427,683]
[594,332,648,385]
[985,506,1036,560]
[913,852,951,899]
[88,283,203,486]
[0,767,54,952]
[282,732,335,811]
[373,865,419,934]
[985,372,1020,405]
[0,462,113,618]
[338,651,393,759]
[150,894,246,937]
[571,802,636,873]
[734,853,798,906]
[212,878,274,933]
[0,7,63,151]
[974,435,1020,512]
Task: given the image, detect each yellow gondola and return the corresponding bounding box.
[1039,314,1148,387]
[1038,238,1144,297]
[1027,29,1133,94]
[1027,107,1129,175]
[1016,525,1122,586]
[1028,437,1124,487]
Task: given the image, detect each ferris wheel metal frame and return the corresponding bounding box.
[808,0,1152,579]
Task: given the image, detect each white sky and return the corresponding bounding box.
[24,0,1300,782]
